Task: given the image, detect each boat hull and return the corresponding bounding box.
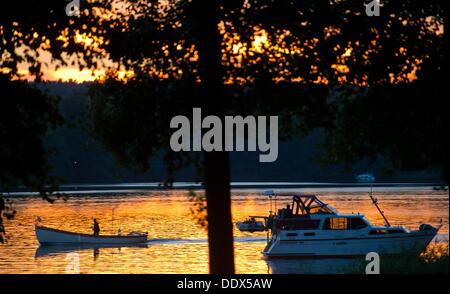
[263,231,437,257]
[236,222,266,232]
[35,226,148,245]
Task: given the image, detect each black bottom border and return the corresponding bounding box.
[1,274,448,291]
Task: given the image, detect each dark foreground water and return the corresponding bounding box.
[0,188,448,273]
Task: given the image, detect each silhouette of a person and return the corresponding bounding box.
[93,219,100,236]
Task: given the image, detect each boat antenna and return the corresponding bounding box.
[269,195,273,216]
[265,190,274,216]
[369,187,391,227]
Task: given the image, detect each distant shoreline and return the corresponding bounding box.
[2,182,447,196]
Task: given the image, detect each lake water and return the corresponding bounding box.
[0,188,448,273]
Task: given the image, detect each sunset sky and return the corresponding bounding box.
[9,19,441,84]
[14,29,272,83]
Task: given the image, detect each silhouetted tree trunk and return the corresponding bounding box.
[204,152,234,273]
[443,3,449,184]
[191,0,235,273]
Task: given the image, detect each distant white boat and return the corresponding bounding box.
[433,185,448,191]
[35,225,148,245]
[356,173,376,183]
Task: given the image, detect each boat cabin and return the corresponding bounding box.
[269,194,375,232]
[274,214,371,231]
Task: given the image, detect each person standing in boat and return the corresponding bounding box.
[281,204,292,218]
[93,219,100,236]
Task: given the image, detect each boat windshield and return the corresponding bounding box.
[290,195,336,215]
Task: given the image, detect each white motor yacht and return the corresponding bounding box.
[262,192,439,257]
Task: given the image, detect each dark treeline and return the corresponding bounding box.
[37,82,441,185]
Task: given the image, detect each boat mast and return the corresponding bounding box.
[264,190,275,243]
[112,208,115,234]
[369,187,391,227]
[265,190,274,216]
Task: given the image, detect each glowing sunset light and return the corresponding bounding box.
[8,24,432,84]
[252,29,269,53]
[48,68,105,82]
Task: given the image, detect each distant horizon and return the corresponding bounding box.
[3,181,447,196]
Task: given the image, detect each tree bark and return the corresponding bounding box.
[190,0,235,273]
[444,0,449,184]
[204,151,235,273]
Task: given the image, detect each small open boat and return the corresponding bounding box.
[236,217,266,232]
[35,225,148,245]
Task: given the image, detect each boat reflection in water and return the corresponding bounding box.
[266,257,365,274]
[35,243,149,259]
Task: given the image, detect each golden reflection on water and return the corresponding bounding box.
[0,190,448,274]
